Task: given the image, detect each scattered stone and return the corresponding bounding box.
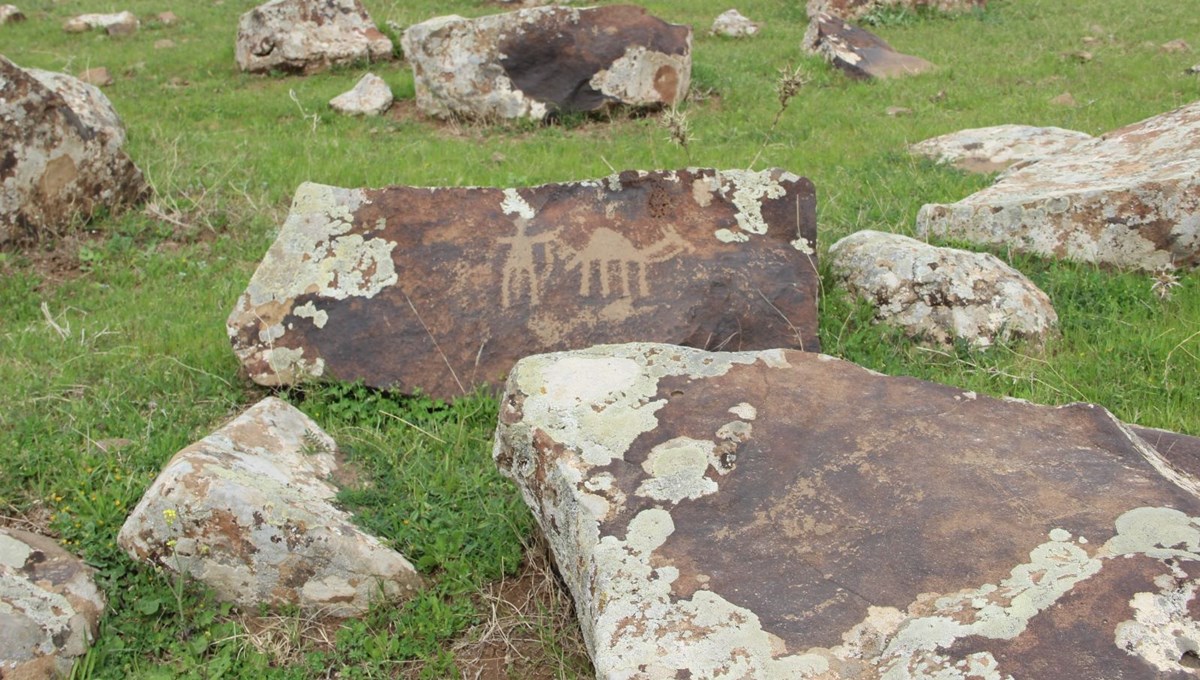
[803,11,935,79]
[227,169,820,399]
[494,341,1200,678]
[329,72,393,116]
[909,124,1094,173]
[1,528,105,678]
[154,38,175,49]
[1189,64,1200,75]
[1049,91,1077,107]
[63,11,139,35]
[1061,49,1093,62]
[401,5,691,122]
[1162,38,1192,53]
[918,100,1200,271]
[711,9,759,38]
[807,0,986,20]
[885,105,912,116]
[0,4,24,24]
[1,57,147,249]
[828,230,1057,347]
[118,397,423,615]
[156,11,178,25]
[235,0,393,75]
[78,67,113,87]
[1081,35,1100,46]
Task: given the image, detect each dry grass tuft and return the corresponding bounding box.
[229,609,341,668]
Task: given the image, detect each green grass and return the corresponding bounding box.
[1,0,1198,677]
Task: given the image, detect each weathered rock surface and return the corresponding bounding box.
[808,0,986,19]
[227,169,819,399]
[118,397,423,616]
[917,100,1200,271]
[803,11,935,79]
[63,11,139,35]
[78,67,112,87]
[1,528,105,679]
[910,124,1094,174]
[329,72,392,116]
[235,0,392,75]
[495,342,1200,678]
[401,5,691,121]
[711,9,758,38]
[1,57,147,248]
[828,230,1057,347]
[0,4,24,24]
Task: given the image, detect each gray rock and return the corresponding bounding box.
[1,529,105,679]
[909,124,1094,174]
[917,100,1200,271]
[828,230,1057,347]
[329,73,393,116]
[401,5,691,122]
[235,0,393,75]
[808,0,987,20]
[711,9,759,38]
[118,397,423,616]
[803,11,935,80]
[62,11,138,35]
[0,4,24,24]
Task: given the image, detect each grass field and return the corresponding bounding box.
[1,0,1198,677]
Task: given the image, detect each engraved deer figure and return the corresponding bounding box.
[564,225,691,298]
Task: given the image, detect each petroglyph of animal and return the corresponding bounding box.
[498,217,559,308]
[564,226,691,298]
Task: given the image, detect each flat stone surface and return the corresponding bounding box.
[227,169,819,399]
[494,342,1200,678]
[1,528,105,679]
[329,72,393,116]
[401,5,691,121]
[909,124,1094,174]
[917,100,1200,271]
[235,0,392,75]
[118,397,423,616]
[803,12,935,80]
[829,230,1057,347]
[62,11,138,34]
[1,57,147,248]
[807,0,986,19]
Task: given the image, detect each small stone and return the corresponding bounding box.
[154,38,175,49]
[156,11,179,25]
[1162,39,1192,53]
[63,11,139,35]
[711,9,759,38]
[329,72,393,116]
[1061,50,1093,62]
[1188,64,1200,75]
[885,106,912,117]
[235,0,393,75]
[1049,91,1077,107]
[78,67,113,86]
[0,4,24,24]
[1081,36,1100,46]
[803,12,935,80]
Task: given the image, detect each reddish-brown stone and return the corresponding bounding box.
[803,12,935,80]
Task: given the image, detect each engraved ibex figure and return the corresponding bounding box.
[498,217,558,308]
[564,225,691,298]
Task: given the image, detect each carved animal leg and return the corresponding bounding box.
[600,260,612,297]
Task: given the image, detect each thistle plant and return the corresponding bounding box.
[749,63,811,169]
[1151,267,1182,301]
[661,106,693,162]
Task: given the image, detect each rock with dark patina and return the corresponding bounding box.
[235,0,392,75]
[401,5,691,121]
[1,56,147,249]
[495,342,1200,678]
[917,100,1200,271]
[808,0,985,20]
[227,169,819,399]
[803,11,935,79]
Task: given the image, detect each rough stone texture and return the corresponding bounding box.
[117,397,423,616]
[807,0,985,20]
[62,11,139,35]
[401,5,691,121]
[1133,425,1200,480]
[1,528,105,679]
[235,0,393,75]
[0,5,24,24]
[227,169,819,399]
[494,342,1200,679]
[329,72,393,116]
[917,100,1200,271]
[78,67,112,87]
[828,230,1058,347]
[909,124,1094,174]
[1,57,147,249]
[711,9,758,38]
[803,12,935,80]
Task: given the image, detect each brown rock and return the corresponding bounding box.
[494,342,1200,678]
[0,4,24,24]
[235,0,393,75]
[1162,39,1192,54]
[153,38,176,49]
[227,169,820,399]
[1050,91,1077,107]
[78,67,112,86]
[803,12,935,80]
[808,0,986,20]
[156,11,179,25]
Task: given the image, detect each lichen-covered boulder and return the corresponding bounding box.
[62,11,139,35]
[329,72,392,116]
[828,230,1057,347]
[227,169,819,400]
[710,9,759,38]
[117,397,423,616]
[1,56,147,248]
[807,0,986,20]
[235,0,392,75]
[0,5,24,24]
[1,528,105,679]
[917,100,1200,271]
[401,5,691,121]
[495,342,1200,678]
[803,11,935,79]
[909,124,1094,174]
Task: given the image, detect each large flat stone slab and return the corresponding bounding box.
[917,101,1200,271]
[235,0,392,75]
[909,124,1094,174]
[227,169,819,399]
[495,342,1200,678]
[803,12,935,80]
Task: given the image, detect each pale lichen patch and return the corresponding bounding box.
[293,301,328,329]
[636,437,718,503]
[1114,575,1200,673]
[500,187,536,219]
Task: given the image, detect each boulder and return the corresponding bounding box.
[227,169,819,399]
[0,57,147,249]
[917,100,1200,271]
[118,397,422,616]
[1,528,105,679]
[803,12,935,79]
[329,73,393,116]
[909,124,1094,174]
[401,5,691,121]
[711,9,759,38]
[807,0,986,20]
[235,0,392,75]
[0,5,24,24]
[494,342,1200,678]
[62,11,139,36]
[828,230,1057,347]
